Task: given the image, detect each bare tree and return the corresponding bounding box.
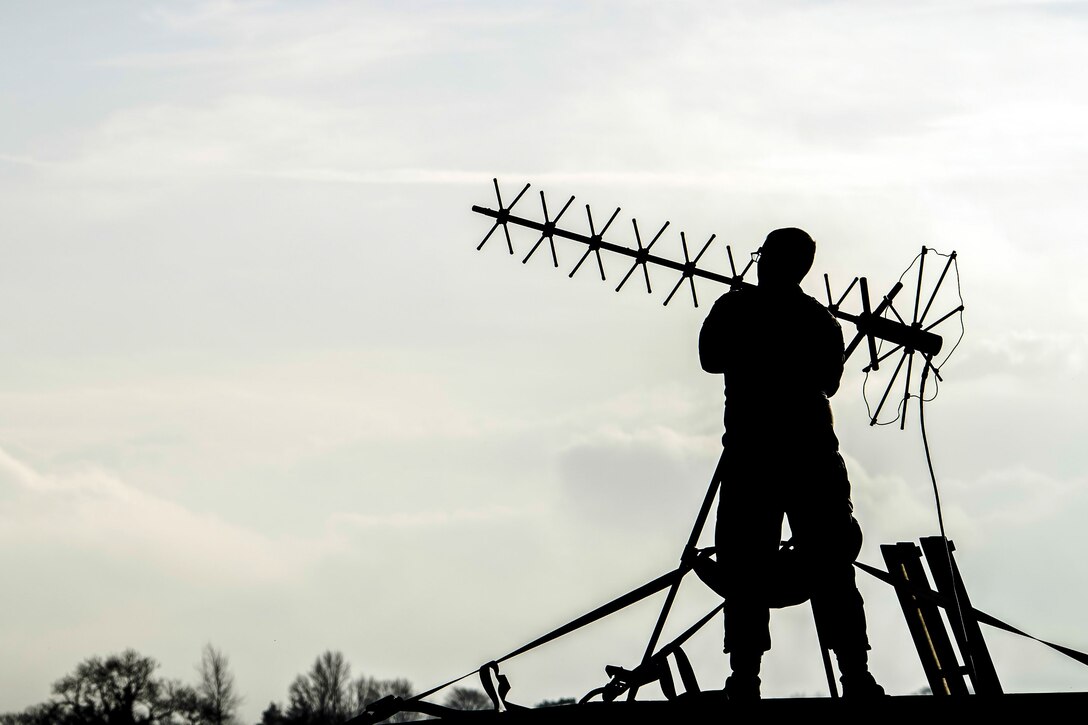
[0,702,63,725]
[51,649,165,723]
[444,687,491,711]
[3,649,202,724]
[287,651,354,724]
[159,679,203,724]
[258,701,287,725]
[276,653,423,724]
[196,644,241,724]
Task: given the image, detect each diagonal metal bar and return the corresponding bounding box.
[738,251,757,280]
[569,204,614,280]
[522,192,575,267]
[913,246,927,325]
[569,205,600,279]
[548,195,576,267]
[521,192,552,264]
[924,305,965,332]
[685,234,717,307]
[627,449,727,700]
[919,252,957,326]
[593,206,620,281]
[692,234,717,264]
[870,349,909,425]
[663,275,687,306]
[887,301,906,325]
[684,234,701,307]
[570,249,595,278]
[498,180,530,254]
[615,219,668,294]
[477,221,503,251]
[835,277,860,309]
[861,278,880,371]
[662,232,701,307]
[864,342,905,373]
[476,179,530,254]
[615,219,647,292]
[899,350,916,430]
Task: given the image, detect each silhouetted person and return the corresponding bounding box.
[699,228,884,699]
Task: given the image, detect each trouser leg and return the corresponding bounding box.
[787,452,870,653]
[810,558,870,652]
[715,484,782,655]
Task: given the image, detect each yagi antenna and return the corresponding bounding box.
[473,179,964,426]
[473,180,756,307]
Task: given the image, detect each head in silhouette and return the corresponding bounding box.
[757,228,815,288]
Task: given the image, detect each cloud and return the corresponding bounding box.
[556,424,719,541]
[330,504,536,530]
[109,1,462,77]
[942,465,1084,531]
[0,153,53,169]
[0,447,302,584]
[43,96,384,182]
[958,332,1088,378]
[839,453,958,549]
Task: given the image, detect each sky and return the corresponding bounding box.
[2,0,1088,719]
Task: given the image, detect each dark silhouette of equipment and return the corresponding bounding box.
[341,181,1087,723]
[877,538,1002,695]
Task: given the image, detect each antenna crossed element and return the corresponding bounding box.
[472,179,962,382]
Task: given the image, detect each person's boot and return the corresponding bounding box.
[836,650,886,698]
[724,651,762,701]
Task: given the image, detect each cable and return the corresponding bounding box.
[857,248,975,683]
[918,355,978,689]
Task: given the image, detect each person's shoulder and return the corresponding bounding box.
[780,288,833,320]
[797,291,843,333]
[798,290,829,311]
[710,285,755,309]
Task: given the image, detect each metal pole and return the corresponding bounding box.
[626,448,727,700]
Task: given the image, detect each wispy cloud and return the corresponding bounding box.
[0,153,54,169]
[0,447,305,584]
[963,332,1088,376]
[330,504,535,529]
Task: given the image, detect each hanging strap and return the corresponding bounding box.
[671,646,701,696]
[479,660,526,711]
[358,695,461,723]
[494,565,689,663]
[855,560,1088,667]
[581,645,702,703]
[579,602,722,704]
[346,564,691,725]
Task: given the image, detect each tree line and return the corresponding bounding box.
[1,646,241,725]
[1,647,573,724]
